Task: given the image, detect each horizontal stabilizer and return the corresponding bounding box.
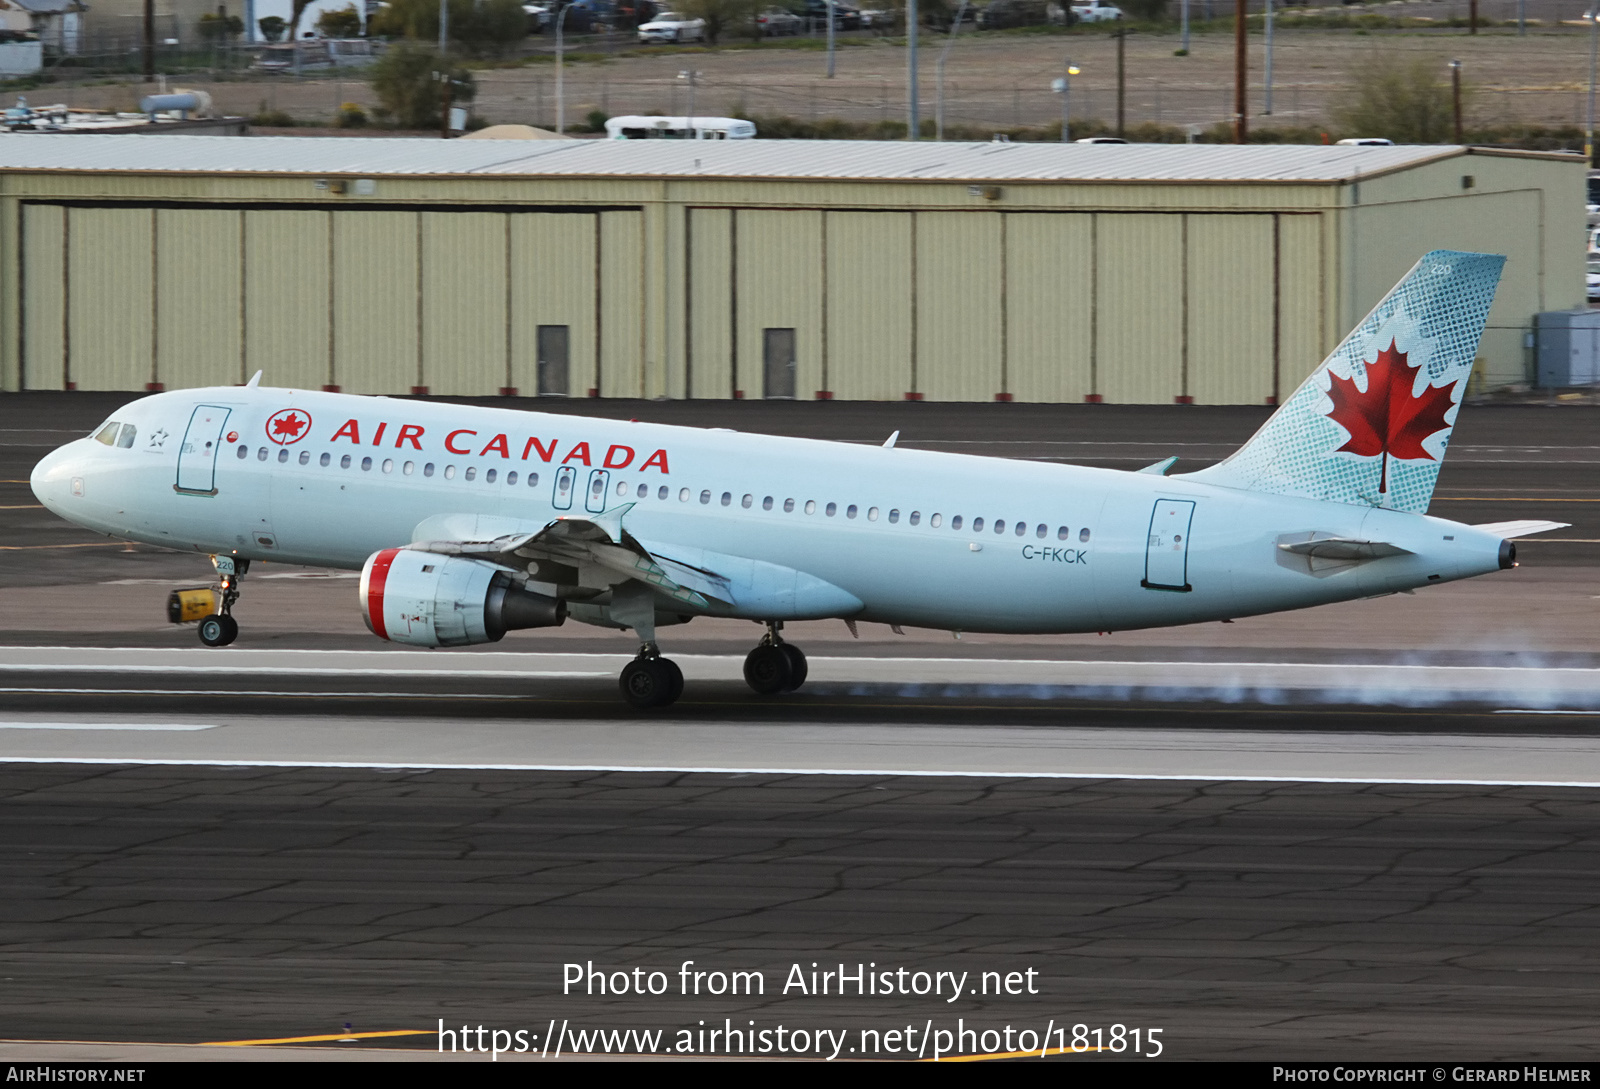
[1277,537,1413,561]
[1472,520,1571,539]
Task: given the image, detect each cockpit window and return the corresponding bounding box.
[116,423,136,449]
[93,422,119,445]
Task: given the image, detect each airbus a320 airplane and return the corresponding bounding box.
[30,250,1566,708]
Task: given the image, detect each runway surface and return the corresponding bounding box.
[1,393,1597,1060]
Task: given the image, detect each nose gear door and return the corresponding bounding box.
[1142,499,1195,592]
[175,405,232,495]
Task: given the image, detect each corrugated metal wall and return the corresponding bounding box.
[16,200,1322,405]
[16,204,646,399]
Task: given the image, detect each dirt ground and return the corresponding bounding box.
[40,0,1600,134]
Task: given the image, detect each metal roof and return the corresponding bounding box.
[0,133,1552,184]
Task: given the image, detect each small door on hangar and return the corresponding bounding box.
[763,328,797,399]
[1142,499,1195,592]
[537,325,570,396]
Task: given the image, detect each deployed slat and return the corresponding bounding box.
[243,209,331,392]
[156,208,243,391]
[21,203,65,390]
[825,211,911,401]
[1005,213,1092,403]
[67,207,153,391]
[331,211,419,395]
[421,212,507,396]
[915,211,1002,402]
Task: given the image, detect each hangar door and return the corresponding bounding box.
[18,203,643,396]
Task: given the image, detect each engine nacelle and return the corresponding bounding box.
[359,548,565,647]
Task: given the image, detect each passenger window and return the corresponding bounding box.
[1014,522,1026,537]
[638,483,649,499]
[528,472,540,486]
[680,488,690,501]
[444,465,456,479]
[617,481,629,496]
[657,486,668,500]
[762,496,774,510]
[1035,524,1046,539]
[784,498,795,513]
[93,422,119,445]
[952,515,963,530]
[742,494,753,509]
[888,509,899,524]
[971,517,983,532]
[700,490,711,504]
[1080,527,1092,542]
[1058,526,1069,540]
[485,468,496,483]
[909,511,920,525]
[721,492,733,506]
[506,470,517,485]
[867,507,878,521]
[424,462,435,477]
[465,466,477,481]
[804,500,816,514]
[238,445,249,459]
[405,461,416,475]
[116,424,137,449]
[361,456,372,471]
[383,459,394,474]
[257,447,268,461]
[341,455,352,469]
[930,513,942,528]
[277,449,289,464]
[993,520,1004,534]
[321,452,331,467]
[299,451,311,466]
[825,502,837,517]
[846,504,857,519]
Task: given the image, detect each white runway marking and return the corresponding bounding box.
[0,688,540,700]
[0,723,216,732]
[0,755,1594,789]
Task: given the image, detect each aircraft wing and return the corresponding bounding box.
[1471,520,1570,539]
[408,505,716,610]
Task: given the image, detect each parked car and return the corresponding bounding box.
[757,6,803,34]
[1069,0,1122,20]
[523,3,552,31]
[637,10,706,40]
[859,5,895,27]
[1335,137,1394,146]
[1076,136,1127,144]
[977,0,1050,28]
[800,0,862,29]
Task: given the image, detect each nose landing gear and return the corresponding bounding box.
[744,621,807,695]
[198,554,247,648]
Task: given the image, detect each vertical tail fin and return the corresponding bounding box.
[1182,250,1504,514]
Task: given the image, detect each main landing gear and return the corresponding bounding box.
[619,644,684,710]
[743,621,807,696]
[198,554,247,648]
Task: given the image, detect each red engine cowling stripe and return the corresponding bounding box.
[365,548,400,641]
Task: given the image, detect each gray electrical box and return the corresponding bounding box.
[1534,308,1600,387]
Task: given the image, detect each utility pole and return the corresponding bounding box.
[827,0,836,77]
[935,0,969,142]
[1232,0,1247,142]
[1053,58,1078,143]
[908,0,919,140]
[1181,0,1189,52]
[439,0,448,53]
[556,4,572,134]
[1115,28,1125,138]
[143,0,154,81]
[1264,0,1273,115]
[1449,59,1462,144]
[1469,0,1477,35]
[1590,11,1599,165]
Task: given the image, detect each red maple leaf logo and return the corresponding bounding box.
[1324,341,1456,495]
[266,409,311,445]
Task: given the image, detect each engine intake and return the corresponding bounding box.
[360,548,565,647]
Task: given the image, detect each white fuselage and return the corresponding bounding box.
[31,386,1509,635]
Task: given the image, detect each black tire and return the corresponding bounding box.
[779,643,807,691]
[620,657,679,709]
[743,644,793,695]
[198,613,238,647]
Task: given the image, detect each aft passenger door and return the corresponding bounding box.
[1142,499,1194,592]
[174,405,232,495]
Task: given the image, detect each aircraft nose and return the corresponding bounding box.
[30,441,84,516]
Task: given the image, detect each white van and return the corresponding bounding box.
[604,115,757,140]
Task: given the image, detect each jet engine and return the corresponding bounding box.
[359,548,565,647]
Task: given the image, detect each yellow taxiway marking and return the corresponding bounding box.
[202,1029,433,1046]
[0,504,43,509]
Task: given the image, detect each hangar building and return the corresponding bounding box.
[0,135,1581,402]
